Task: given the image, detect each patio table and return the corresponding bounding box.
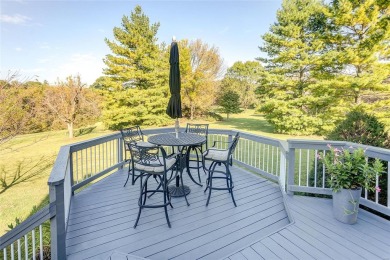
[148,132,206,205]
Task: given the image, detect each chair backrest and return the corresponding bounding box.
[128,143,168,170]
[185,123,209,136]
[228,133,240,156]
[120,126,145,146]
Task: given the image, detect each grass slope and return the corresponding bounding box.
[0,110,322,236]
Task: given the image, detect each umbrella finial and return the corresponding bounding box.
[172,35,176,42]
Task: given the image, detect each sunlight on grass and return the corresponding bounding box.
[0,111,322,236]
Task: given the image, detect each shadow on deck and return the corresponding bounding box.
[66,166,289,260]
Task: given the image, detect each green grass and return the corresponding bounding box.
[0,110,322,236]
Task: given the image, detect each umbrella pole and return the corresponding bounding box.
[175,118,179,138]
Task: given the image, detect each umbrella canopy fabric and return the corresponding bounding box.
[166,41,182,119]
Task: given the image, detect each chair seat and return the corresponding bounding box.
[136,141,156,147]
[135,157,176,173]
[203,149,229,161]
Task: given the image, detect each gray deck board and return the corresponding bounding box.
[230,195,390,260]
[66,165,390,260]
[66,166,289,259]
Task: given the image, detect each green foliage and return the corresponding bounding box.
[258,0,390,135]
[218,90,243,119]
[221,61,263,109]
[320,146,384,192]
[99,5,171,129]
[179,39,224,120]
[326,109,390,148]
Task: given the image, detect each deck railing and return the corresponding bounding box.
[1,127,389,259]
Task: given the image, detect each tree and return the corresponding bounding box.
[44,75,100,138]
[221,61,263,109]
[97,5,170,128]
[103,5,165,89]
[218,90,242,119]
[321,0,390,121]
[179,39,224,120]
[258,0,339,135]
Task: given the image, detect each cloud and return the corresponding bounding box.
[50,53,104,85]
[0,14,31,25]
[15,47,22,52]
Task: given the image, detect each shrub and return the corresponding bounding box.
[326,109,390,148]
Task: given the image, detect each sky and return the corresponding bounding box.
[1,0,282,85]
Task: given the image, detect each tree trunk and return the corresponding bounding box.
[227,113,230,120]
[190,103,195,120]
[67,122,74,138]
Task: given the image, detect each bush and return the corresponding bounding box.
[326,109,390,148]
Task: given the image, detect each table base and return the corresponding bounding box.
[168,185,191,197]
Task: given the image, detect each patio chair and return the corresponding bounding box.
[202,132,240,207]
[185,123,209,184]
[120,126,155,186]
[129,143,177,228]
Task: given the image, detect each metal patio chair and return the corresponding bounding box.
[202,132,240,207]
[185,123,209,184]
[120,126,155,186]
[129,143,177,228]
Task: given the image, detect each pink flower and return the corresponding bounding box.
[375,186,381,193]
[316,153,322,160]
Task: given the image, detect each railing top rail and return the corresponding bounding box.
[69,132,121,152]
[0,204,52,249]
[288,139,390,161]
[48,146,71,185]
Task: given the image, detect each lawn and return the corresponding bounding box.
[0,110,322,236]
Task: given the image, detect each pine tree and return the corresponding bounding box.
[323,0,390,122]
[99,5,170,129]
[258,0,331,134]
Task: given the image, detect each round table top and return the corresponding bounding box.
[148,132,206,146]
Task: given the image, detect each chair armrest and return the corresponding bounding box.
[212,140,233,148]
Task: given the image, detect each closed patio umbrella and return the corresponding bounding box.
[166,39,182,137]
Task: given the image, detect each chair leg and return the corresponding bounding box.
[163,176,171,228]
[134,174,145,228]
[206,162,217,206]
[204,161,215,193]
[225,164,237,207]
[124,158,131,187]
[194,147,202,183]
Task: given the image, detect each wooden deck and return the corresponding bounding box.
[66,164,390,260]
[66,165,289,260]
[226,196,390,260]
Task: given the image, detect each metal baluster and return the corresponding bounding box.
[24,234,28,259]
[365,157,368,199]
[39,225,43,260]
[32,228,36,260]
[255,142,258,169]
[322,150,326,188]
[3,248,7,260]
[81,149,84,181]
[90,147,93,177]
[276,147,280,176]
[251,140,254,166]
[298,149,302,186]
[75,152,79,184]
[94,145,97,175]
[11,242,14,260]
[314,150,318,188]
[267,145,270,173]
[388,161,390,208]
[106,141,108,169]
[306,149,310,187]
[17,239,21,260]
[271,146,274,175]
[375,172,379,204]
[262,144,265,171]
[85,148,88,178]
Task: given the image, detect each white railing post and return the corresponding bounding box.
[287,145,295,196]
[279,149,287,192]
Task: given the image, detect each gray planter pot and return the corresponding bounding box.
[332,188,362,224]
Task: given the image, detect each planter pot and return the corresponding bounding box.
[332,188,362,224]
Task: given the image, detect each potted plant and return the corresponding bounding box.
[320,145,384,224]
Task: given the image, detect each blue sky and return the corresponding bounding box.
[1,0,281,85]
